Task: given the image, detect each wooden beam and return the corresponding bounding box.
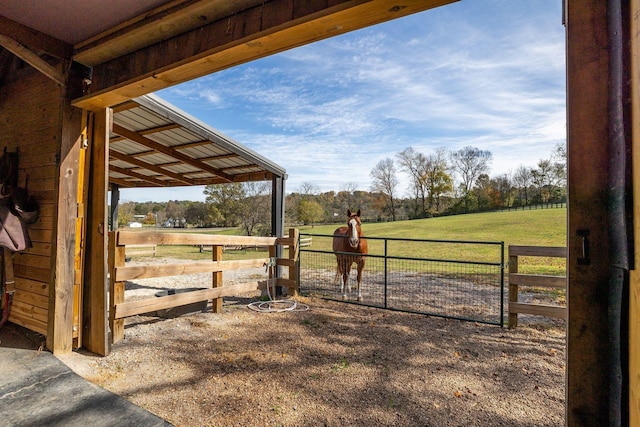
[110,164,170,187]
[0,15,72,60]
[566,0,611,425]
[112,123,234,182]
[109,149,196,185]
[0,34,65,86]
[82,109,110,356]
[109,177,165,188]
[110,123,183,142]
[74,0,265,65]
[72,0,456,110]
[49,98,83,355]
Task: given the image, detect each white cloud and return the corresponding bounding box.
[155,0,566,197]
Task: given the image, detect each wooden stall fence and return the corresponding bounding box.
[508,245,567,328]
[108,229,299,345]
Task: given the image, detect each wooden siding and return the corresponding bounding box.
[0,71,59,336]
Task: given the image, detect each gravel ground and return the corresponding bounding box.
[60,257,566,427]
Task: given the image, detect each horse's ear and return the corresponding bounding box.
[347,209,352,217]
[356,209,361,217]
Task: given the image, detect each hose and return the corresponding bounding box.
[247,257,308,313]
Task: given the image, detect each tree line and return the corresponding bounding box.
[117,144,566,234]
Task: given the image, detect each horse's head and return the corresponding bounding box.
[346,209,362,248]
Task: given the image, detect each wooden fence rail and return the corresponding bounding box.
[508,245,567,328]
[108,228,299,344]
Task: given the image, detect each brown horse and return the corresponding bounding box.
[332,209,368,301]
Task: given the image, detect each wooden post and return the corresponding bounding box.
[49,99,83,355]
[83,108,110,356]
[508,249,518,329]
[211,244,222,313]
[566,1,611,424]
[289,228,299,296]
[109,231,125,343]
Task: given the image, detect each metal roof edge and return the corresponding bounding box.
[134,93,287,178]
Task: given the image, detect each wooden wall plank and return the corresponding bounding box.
[15,277,49,296]
[0,72,59,343]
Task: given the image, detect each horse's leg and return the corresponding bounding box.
[356,257,365,301]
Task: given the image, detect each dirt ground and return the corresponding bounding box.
[61,293,566,427]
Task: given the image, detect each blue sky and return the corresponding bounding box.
[120,0,565,203]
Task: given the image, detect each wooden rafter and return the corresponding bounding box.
[0,34,65,85]
[109,149,195,185]
[110,123,183,142]
[109,177,162,188]
[198,153,240,162]
[112,123,234,182]
[0,15,72,60]
[110,164,169,187]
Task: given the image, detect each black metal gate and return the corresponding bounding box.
[299,234,505,326]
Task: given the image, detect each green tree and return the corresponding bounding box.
[298,199,325,227]
[204,183,245,227]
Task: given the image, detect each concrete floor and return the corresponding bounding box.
[0,322,172,427]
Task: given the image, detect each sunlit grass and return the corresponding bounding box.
[125,207,566,275]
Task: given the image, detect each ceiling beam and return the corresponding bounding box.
[110,165,169,187]
[74,0,264,66]
[112,123,234,182]
[0,15,73,60]
[110,123,183,142]
[109,149,196,185]
[109,177,163,188]
[0,34,65,85]
[72,0,456,110]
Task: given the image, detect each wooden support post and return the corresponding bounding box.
[49,100,83,355]
[109,231,125,343]
[508,250,518,329]
[289,228,300,296]
[211,244,223,313]
[83,108,110,355]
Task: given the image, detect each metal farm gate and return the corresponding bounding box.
[299,234,505,325]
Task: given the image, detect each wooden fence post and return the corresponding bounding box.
[211,244,223,313]
[289,228,299,296]
[508,248,518,329]
[109,231,126,343]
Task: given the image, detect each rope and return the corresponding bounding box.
[247,257,309,313]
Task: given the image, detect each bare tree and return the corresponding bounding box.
[513,165,533,207]
[450,146,492,212]
[450,146,493,194]
[396,147,429,217]
[370,158,399,220]
[299,182,320,196]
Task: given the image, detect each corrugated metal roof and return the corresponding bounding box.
[109,94,286,189]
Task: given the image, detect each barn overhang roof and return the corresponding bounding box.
[110,94,286,189]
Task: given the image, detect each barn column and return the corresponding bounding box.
[49,101,84,355]
[82,108,111,356]
[629,0,640,423]
[565,0,616,424]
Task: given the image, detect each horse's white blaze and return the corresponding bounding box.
[348,218,359,248]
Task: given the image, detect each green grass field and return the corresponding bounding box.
[136,207,567,275]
